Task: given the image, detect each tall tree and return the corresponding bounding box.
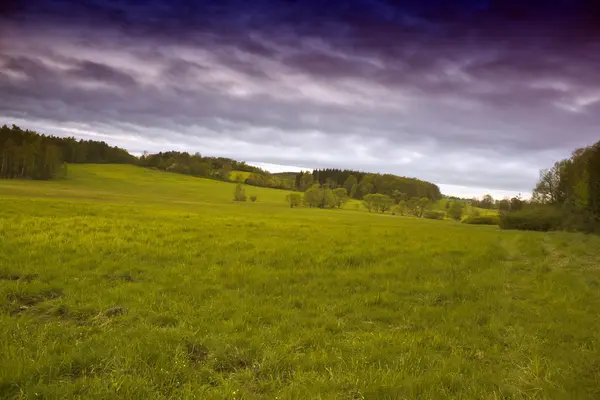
[333,187,349,208]
[343,175,358,197]
[480,194,494,209]
[416,197,431,217]
[358,177,374,199]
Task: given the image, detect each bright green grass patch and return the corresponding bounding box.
[229,171,251,182]
[1,165,600,398]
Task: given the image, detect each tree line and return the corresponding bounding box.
[503,139,600,232]
[294,168,442,201]
[285,185,470,221]
[138,151,296,190]
[2,124,443,204]
[1,124,136,180]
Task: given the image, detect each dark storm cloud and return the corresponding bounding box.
[66,60,138,88]
[1,0,600,196]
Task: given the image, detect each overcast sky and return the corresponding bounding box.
[1,0,599,198]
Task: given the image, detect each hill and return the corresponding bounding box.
[1,164,600,398]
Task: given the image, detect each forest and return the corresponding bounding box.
[500,139,600,232]
[0,124,136,179]
[1,124,442,199]
[296,169,442,201]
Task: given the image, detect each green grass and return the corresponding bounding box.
[1,164,600,399]
[433,199,499,221]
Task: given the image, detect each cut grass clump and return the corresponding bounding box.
[186,342,209,364]
[105,272,137,282]
[149,314,179,328]
[4,287,64,315]
[0,271,38,282]
[103,306,127,317]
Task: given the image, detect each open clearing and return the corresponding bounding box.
[1,165,600,399]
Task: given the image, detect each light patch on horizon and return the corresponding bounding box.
[248,162,313,174]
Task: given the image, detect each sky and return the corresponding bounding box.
[1,0,599,198]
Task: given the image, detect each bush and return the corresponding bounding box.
[233,184,246,202]
[423,210,445,220]
[463,215,500,225]
[249,195,257,202]
[286,193,302,208]
[499,207,563,231]
[446,202,464,221]
[363,193,393,213]
[469,208,481,217]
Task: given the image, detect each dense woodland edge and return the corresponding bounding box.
[1,123,599,233]
[0,124,441,202]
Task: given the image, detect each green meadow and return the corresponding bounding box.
[1,164,600,399]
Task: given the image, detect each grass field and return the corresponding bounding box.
[1,165,600,399]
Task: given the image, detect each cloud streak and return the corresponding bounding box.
[1,0,599,196]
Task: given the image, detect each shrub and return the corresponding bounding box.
[333,187,349,208]
[286,193,302,208]
[499,207,563,231]
[446,202,464,221]
[233,184,246,202]
[423,210,445,220]
[363,193,393,213]
[394,201,407,216]
[463,215,500,225]
[303,185,335,208]
[249,196,257,202]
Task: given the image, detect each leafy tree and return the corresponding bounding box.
[333,187,349,208]
[417,197,431,217]
[298,172,314,191]
[498,199,511,213]
[358,177,374,199]
[510,195,524,211]
[303,185,336,208]
[350,183,357,198]
[395,200,407,216]
[303,185,322,207]
[325,177,338,189]
[286,193,302,208]
[343,175,358,197]
[480,194,494,209]
[217,163,233,180]
[446,202,464,221]
[321,188,335,208]
[407,197,420,216]
[233,184,246,201]
[392,190,407,204]
[377,194,393,213]
[532,161,567,204]
[363,194,375,212]
[364,193,392,213]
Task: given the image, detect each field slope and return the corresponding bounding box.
[1,164,600,399]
